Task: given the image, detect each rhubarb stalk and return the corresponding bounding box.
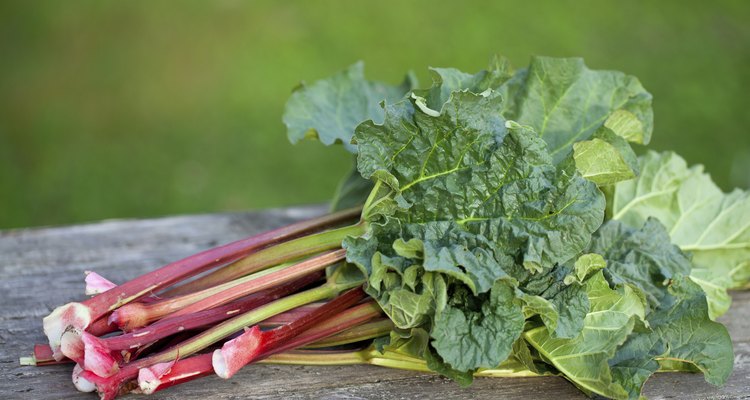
[211,287,367,378]
[168,249,348,318]
[81,279,362,399]
[109,263,295,331]
[43,207,362,359]
[264,349,539,377]
[137,296,382,393]
[97,272,322,353]
[164,222,364,296]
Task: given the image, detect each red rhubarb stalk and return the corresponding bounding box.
[81,280,359,399]
[109,263,294,331]
[261,303,323,325]
[212,287,367,379]
[88,316,118,337]
[100,272,322,352]
[272,301,382,353]
[163,223,362,297]
[137,296,381,393]
[19,344,71,366]
[43,207,362,360]
[21,302,330,368]
[138,355,211,394]
[168,249,347,318]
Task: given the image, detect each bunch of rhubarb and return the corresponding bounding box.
[24,56,750,399]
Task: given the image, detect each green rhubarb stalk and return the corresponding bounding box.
[164,222,366,296]
[109,263,293,331]
[262,348,539,377]
[303,319,393,348]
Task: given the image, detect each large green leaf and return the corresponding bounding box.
[606,276,734,399]
[587,219,692,313]
[431,280,525,372]
[524,271,646,399]
[354,90,604,273]
[499,56,653,163]
[587,219,734,397]
[610,151,750,318]
[346,88,604,376]
[344,220,524,373]
[283,61,415,152]
[648,276,734,386]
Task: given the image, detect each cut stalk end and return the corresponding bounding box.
[212,326,263,379]
[19,356,36,366]
[60,329,84,365]
[43,302,92,360]
[80,369,125,400]
[72,364,97,392]
[81,332,119,378]
[137,360,175,394]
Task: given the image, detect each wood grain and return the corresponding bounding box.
[1,207,748,400]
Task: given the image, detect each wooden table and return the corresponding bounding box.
[2,206,749,399]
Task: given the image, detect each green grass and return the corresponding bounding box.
[1,1,749,228]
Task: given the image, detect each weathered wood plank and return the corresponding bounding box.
[1,208,748,399]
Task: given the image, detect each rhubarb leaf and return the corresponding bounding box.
[586,218,734,395]
[564,253,606,285]
[344,223,447,330]
[610,151,750,318]
[413,55,514,112]
[607,319,662,399]
[431,280,525,372]
[283,61,416,152]
[354,91,604,273]
[330,162,373,211]
[648,275,734,386]
[606,276,734,397]
[517,263,590,339]
[346,87,604,377]
[498,56,653,163]
[524,271,646,399]
[573,125,639,186]
[378,328,474,386]
[587,219,692,313]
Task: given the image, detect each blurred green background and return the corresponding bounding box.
[1,1,749,229]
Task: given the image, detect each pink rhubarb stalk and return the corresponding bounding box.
[168,249,347,318]
[108,264,308,331]
[80,281,357,399]
[92,272,322,358]
[138,355,211,394]
[43,207,361,360]
[108,249,343,332]
[212,287,367,379]
[261,303,323,325]
[162,224,361,297]
[137,297,381,393]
